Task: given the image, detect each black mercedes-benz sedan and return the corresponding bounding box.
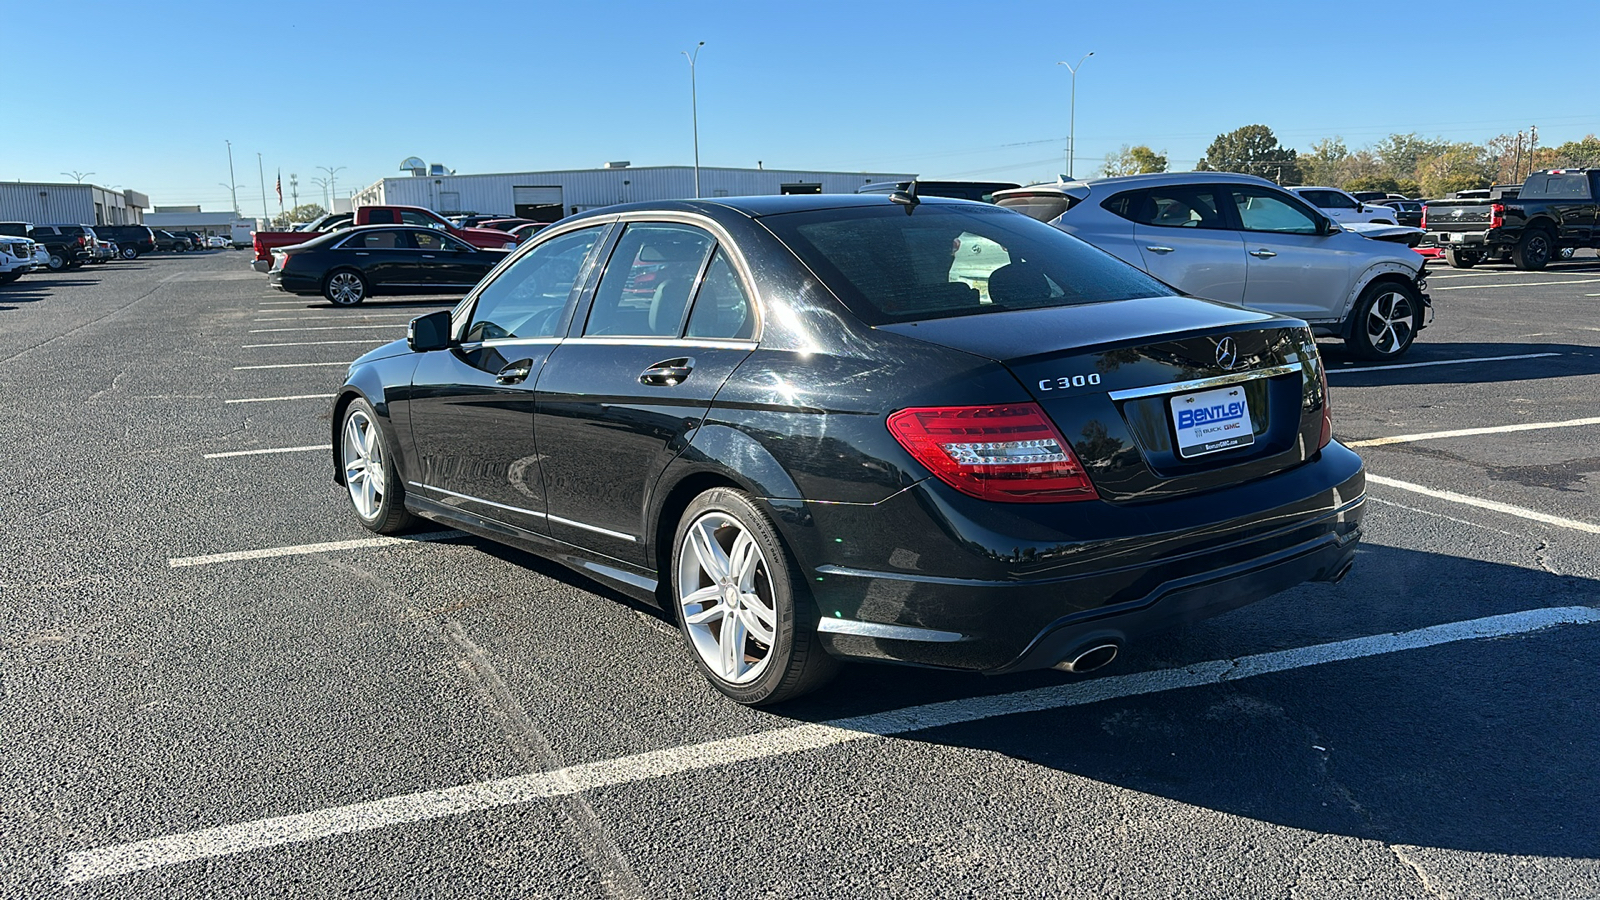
[270,225,510,306]
[330,194,1365,705]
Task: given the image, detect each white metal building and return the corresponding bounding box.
[143,211,258,245]
[350,165,916,221]
[0,183,148,226]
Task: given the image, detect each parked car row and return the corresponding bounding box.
[250,205,522,273]
[0,221,232,276]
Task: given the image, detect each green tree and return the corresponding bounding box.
[1343,175,1420,197]
[1373,133,1450,183]
[270,203,328,229]
[1550,134,1600,168]
[1196,124,1301,184]
[1102,144,1169,177]
[1298,137,1349,187]
[1417,143,1492,198]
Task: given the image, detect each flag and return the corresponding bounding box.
[275,171,283,206]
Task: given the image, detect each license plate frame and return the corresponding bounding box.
[1169,385,1256,458]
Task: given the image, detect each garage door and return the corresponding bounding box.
[513,186,564,222]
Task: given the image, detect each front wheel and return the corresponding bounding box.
[1348,280,1421,360]
[672,488,838,706]
[1512,230,1552,271]
[339,399,415,534]
[1443,247,1477,268]
[324,269,368,306]
[120,245,138,259]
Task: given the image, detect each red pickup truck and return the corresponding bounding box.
[250,205,520,272]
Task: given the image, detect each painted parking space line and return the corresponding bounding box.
[1432,278,1600,291]
[203,445,324,459]
[232,362,351,370]
[241,340,391,348]
[248,325,407,333]
[1326,352,1558,375]
[224,394,335,404]
[1366,496,1517,537]
[168,531,466,568]
[1367,474,1600,534]
[60,605,1600,884]
[253,314,416,322]
[1347,416,1600,447]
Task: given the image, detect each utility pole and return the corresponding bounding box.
[1057,52,1094,179]
[257,153,270,224]
[318,166,346,209]
[1511,132,1524,184]
[682,41,705,198]
[290,173,299,208]
[225,140,239,215]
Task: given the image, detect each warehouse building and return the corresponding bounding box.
[0,183,148,226]
[143,210,258,247]
[350,164,916,222]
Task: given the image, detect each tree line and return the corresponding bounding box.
[1101,126,1600,198]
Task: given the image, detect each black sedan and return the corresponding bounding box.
[330,195,1365,705]
[270,225,510,306]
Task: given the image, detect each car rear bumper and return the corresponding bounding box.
[1426,230,1489,246]
[767,442,1365,673]
[268,271,320,294]
[252,258,272,273]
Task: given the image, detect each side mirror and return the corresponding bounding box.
[408,310,454,352]
[1320,216,1341,236]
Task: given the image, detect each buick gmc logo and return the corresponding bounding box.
[1215,337,1239,370]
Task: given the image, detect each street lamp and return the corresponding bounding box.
[1056,52,1094,179]
[682,41,705,199]
[225,140,239,215]
[61,171,95,184]
[311,177,332,209]
[317,166,346,209]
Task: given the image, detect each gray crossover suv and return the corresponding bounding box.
[994,173,1431,359]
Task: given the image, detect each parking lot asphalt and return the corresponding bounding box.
[3,250,1597,899]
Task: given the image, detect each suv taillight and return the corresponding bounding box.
[1490,203,1504,229]
[1420,206,1427,229]
[887,404,1098,503]
[1318,363,1332,450]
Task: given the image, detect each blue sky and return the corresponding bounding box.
[4,0,1597,213]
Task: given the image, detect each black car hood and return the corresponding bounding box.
[351,338,413,367]
[875,295,1279,362]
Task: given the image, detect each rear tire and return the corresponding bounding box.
[120,246,138,259]
[1443,247,1477,268]
[1512,230,1552,271]
[671,487,839,706]
[46,253,66,271]
[1347,280,1421,361]
[323,269,368,306]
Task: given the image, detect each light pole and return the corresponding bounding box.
[61,171,94,184]
[682,41,705,198]
[311,177,332,210]
[257,153,272,224]
[317,166,346,209]
[290,173,299,209]
[225,140,239,215]
[1056,52,1094,179]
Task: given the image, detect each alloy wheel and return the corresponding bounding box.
[327,272,365,305]
[342,408,386,520]
[676,511,779,685]
[1365,290,1415,356]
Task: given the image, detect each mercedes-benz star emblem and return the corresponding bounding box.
[1215,337,1239,370]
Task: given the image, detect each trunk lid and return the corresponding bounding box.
[879,296,1328,503]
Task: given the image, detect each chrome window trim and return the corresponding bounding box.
[1106,362,1303,402]
[559,336,756,350]
[547,514,637,543]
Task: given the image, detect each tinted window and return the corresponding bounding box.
[1232,188,1320,234]
[364,209,398,225]
[684,249,755,340]
[1521,174,1592,200]
[399,210,445,228]
[1112,187,1227,229]
[585,224,716,337]
[997,193,1075,222]
[763,205,1172,326]
[342,230,409,250]
[464,226,603,343]
[411,230,470,252]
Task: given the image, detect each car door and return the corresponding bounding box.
[405,224,610,534]
[1228,185,1357,324]
[411,229,493,290]
[337,229,417,289]
[1119,186,1248,304]
[535,220,758,565]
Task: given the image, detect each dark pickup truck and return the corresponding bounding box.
[1424,169,1599,269]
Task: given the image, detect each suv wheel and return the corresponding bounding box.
[1512,230,1552,271]
[1348,280,1421,360]
[46,253,66,271]
[120,245,138,259]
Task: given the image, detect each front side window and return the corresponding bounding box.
[763,205,1171,325]
[411,230,471,252]
[1232,188,1321,234]
[463,226,604,343]
[585,224,716,337]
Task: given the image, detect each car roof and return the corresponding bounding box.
[562,193,988,225]
[993,171,1284,200]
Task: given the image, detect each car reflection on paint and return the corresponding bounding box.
[330,194,1364,706]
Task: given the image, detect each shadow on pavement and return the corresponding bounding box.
[1321,341,1600,385]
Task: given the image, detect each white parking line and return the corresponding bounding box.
[241,340,391,348]
[60,605,1600,884]
[1347,416,1600,447]
[1432,278,1600,291]
[1367,474,1600,534]
[1326,352,1558,375]
[253,314,416,322]
[202,445,324,459]
[168,531,465,568]
[1366,496,1518,537]
[224,394,335,404]
[233,362,351,370]
[248,325,406,333]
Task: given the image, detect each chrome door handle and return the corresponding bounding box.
[640,357,695,387]
[1248,249,1277,258]
[422,254,436,259]
[355,251,370,256]
[495,359,534,385]
[1145,245,1175,253]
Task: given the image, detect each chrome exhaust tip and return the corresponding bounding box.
[1054,642,1120,674]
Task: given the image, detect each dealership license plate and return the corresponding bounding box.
[1170,386,1255,458]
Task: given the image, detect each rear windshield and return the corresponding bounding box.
[761,204,1171,326]
[1521,173,1593,200]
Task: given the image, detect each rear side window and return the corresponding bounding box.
[1109,187,1228,230]
[684,249,755,340]
[364,209,399,225]
[342,230,409,250]
[1521,174,1592,200]
[762,205,1172,326]
[585,224,716,337]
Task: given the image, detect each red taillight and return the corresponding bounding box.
[887,404,1098,503]
[1420,206,1427,229]
[1490,203,1504,229]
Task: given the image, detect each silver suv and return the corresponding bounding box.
[994,173,1431,359]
